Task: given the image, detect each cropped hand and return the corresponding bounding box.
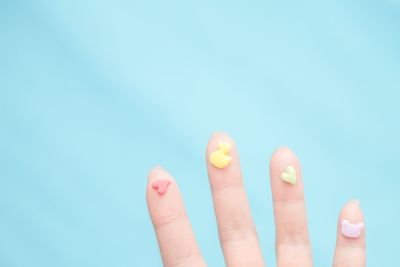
[146,133,366,267]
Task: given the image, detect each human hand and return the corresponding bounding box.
[146,133,366,267]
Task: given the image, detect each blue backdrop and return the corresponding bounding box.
[1,0,399,266]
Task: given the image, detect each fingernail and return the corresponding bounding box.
[348,199,360,207]
[147,166,166,181]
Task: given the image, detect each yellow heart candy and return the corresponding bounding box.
[280,166,297,185]
[209,142,232,169]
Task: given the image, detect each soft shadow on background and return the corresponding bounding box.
[1,0,399,266]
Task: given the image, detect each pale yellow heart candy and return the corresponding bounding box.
[280,166,297,185]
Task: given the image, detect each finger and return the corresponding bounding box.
[269,147,312,267]
[206,132,264,267]
[333,200,366,267]
[146,167,207,267]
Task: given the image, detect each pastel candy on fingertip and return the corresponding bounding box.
[152,180,171,195]
[280,166,297,185]
[341,220,364,238]
[209,142,232,169]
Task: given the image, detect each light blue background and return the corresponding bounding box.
[1,0,399,266]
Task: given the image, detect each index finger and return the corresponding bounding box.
[147,167,207,267]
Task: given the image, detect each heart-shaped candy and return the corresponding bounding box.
[152,180,171,195]
[280,166,297,185]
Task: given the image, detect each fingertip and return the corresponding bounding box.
[269,146,303,193]
[340,199,364,221]
[341,199,362,217]
[337,199,366,243]
[346,198,361,206]
[148,166,174,182]
[147,166,163,179]
[146,166,176,200]
[334,199,366,265]
[272,146,292,155]
[211,130,230,138]
[206,131,235,153]
[206,131,238,174]
[270,146,298,165]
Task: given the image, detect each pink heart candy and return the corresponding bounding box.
[152,180,171,195]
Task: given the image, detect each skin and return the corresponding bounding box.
[146,132,366,267]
